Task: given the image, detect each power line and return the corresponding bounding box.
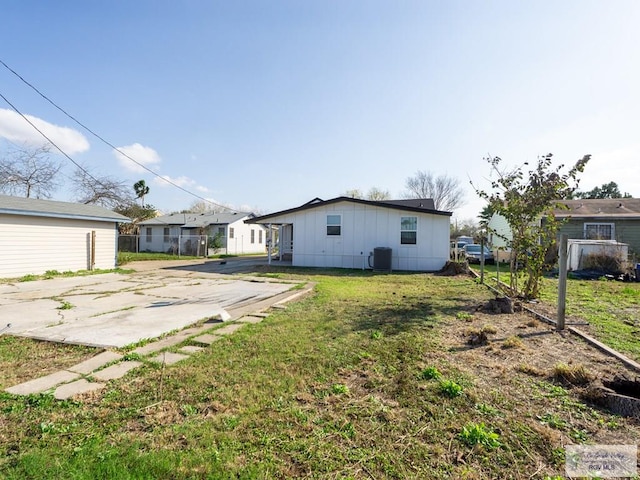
[0,58,230,211]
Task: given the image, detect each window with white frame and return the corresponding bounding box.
[327,215,341,236]
[163,227,170,242]
[584,223,615,240]
[400,216,417,244]
[251,229,255,244]
[146,227,152,243]
[259,230,263,243]
[229,227,234,239]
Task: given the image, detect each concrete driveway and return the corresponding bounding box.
[0,258,296,348]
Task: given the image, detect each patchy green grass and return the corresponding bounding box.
[471,264,640,361]
[117,251,201,264]
[0,268,133,285]
[0,268,637,479]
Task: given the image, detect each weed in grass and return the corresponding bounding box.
[516,363,545,377]
[332,383,350,395]
[19,274,37,282]
[44,270,61,279]
[570,428,588,442]
[538,413,568,430]
[371,330,383,340]
[439,379,463,398]
[420,366,442,380]
[56,300,74,310]
[458,422,501,448]
[502,335,524,349]
[456,311,474,321]
[481,324,498,335]
[123,352,142,362]
[475,403,500,416]
[552,362,592,386]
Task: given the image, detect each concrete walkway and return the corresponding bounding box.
[5,283,314,400]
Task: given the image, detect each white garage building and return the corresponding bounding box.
[0,194,129,278]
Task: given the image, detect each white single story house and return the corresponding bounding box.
[0,194,130,278]
[137,211,268,255]
[248,196,452,271]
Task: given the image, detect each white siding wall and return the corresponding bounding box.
[139,226,181,253]
[266,202,450,271]
[487,213,512,249]
[0,214,118,278]
[226,219,267,255]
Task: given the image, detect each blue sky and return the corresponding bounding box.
[1,1,639,221]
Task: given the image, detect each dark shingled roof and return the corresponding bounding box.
[552,198,640,219]
[0,194,130,223]
[249,196,450,223]
[139,211,251,227]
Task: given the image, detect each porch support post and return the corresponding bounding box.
[267,223,272,265]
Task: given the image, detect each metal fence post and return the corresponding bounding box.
[557,234,568,331]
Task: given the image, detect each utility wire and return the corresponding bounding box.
[0,58,230,211]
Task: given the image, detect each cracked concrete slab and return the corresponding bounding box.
[2,270,293,348]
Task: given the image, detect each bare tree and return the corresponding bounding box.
[403,171,465,211]
[343,187,391,200]
[366,187,391,201]
[0,144,61,198]
[72,166,134,208]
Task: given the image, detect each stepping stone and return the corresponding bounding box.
[179,345,205,354]
[6,370,80,396]
[54,379,105,400]
[68,351,123,374]
[192,334,222,345]
[237,316,263,324]
[92,361,142,381]
[149,352,189,366]
[132,331,194,355]
[214,323,244,336]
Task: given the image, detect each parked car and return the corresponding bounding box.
[462,244,494,264]
[450,241,469,259]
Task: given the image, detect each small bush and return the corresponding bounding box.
[502,336,524,349]
[332,384,349,395]
[458,422,501,448]
[420,366,442,380]
[583,250,624,274]
[456,311,473,321]
[439,379,463,398]
[553,363,592,386]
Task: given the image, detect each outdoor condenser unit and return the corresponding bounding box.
[369,247,392,272]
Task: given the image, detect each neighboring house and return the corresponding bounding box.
[486,198,640,257]
[137,211,268,255]
[248,196,452,271]
[0,194,130,278]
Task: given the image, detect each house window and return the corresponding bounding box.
[327,215,341,236]
[259,230,263,243]
[146,227,152,243]
[400,217,417,244]
[584,223,615,240]
[163,227,170,242]
[217,227,225,236]
[229,227,234,239]
[251,229,255,244]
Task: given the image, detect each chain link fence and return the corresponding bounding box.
[118,235,210,257]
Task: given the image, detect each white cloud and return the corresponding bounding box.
[195,185,210,193]
[154,174,195,188]
[0,108,89,154]
[113,143,161,173]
